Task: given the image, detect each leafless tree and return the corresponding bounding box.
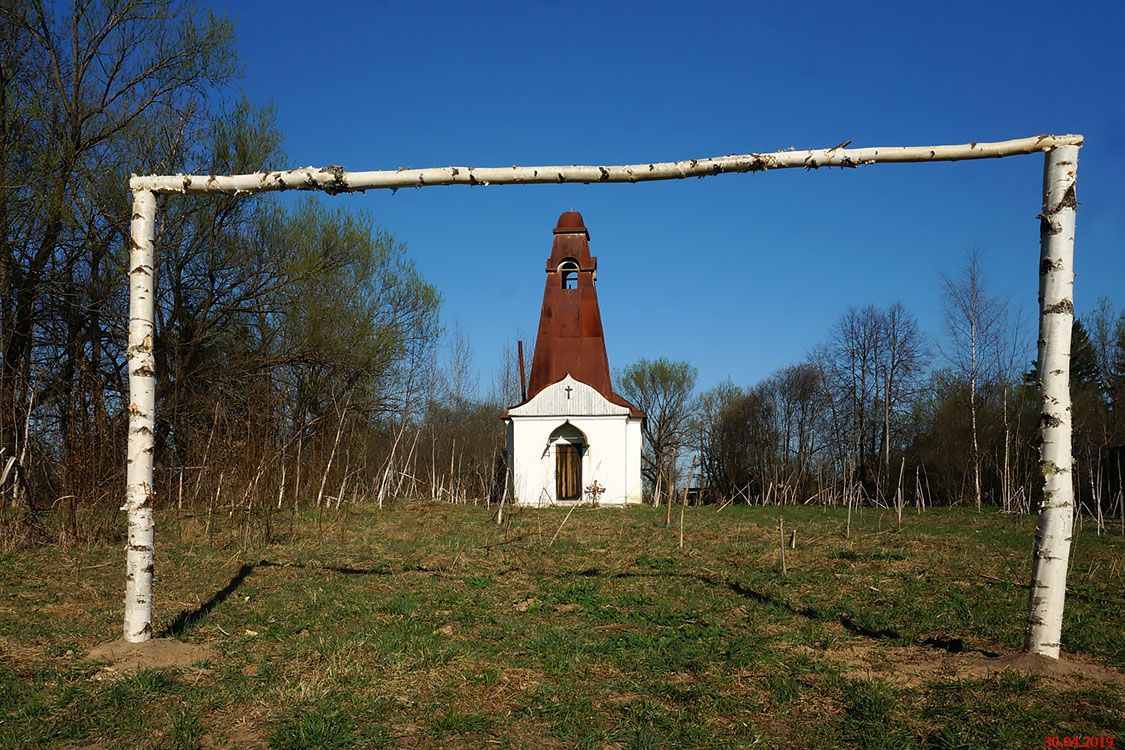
[824,305,884,493]
[942,246,1008,510]
[879,302,927,485]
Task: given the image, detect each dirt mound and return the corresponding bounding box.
[794,640,1123,689]
[87,637,216,671]
[958,651,1124,684]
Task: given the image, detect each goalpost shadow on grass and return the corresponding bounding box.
[158,559,396,638]
[548,566,1001,657]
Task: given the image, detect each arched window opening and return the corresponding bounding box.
[549,420,587,447]
[558,259,579,289]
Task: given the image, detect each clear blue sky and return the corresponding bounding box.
[209,0,1124,394]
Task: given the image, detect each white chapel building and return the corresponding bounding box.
[501,212,644,506]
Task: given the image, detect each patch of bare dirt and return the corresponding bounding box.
[453,663,545,717]
[592,623,642,633]
[958,651,1124,684]
[794,640,1124,689]
[415,555,455,572]
[0,635,50,668]
[202,705,269,750]
[87,637,216,672]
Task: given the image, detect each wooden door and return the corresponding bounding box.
[555,443,582,501]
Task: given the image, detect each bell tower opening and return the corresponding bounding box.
[558,258,579,289]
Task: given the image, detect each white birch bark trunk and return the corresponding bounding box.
[124,189,157,642]
[1024,145,1079,659]
[130,135,1083,195]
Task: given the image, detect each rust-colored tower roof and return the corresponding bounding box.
[506,211,642,418]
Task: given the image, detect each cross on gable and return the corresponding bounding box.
[564,385,573,399]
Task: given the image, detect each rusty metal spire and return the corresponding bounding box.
[515,211,642,417]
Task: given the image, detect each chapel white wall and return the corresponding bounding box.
[506,376,642,507]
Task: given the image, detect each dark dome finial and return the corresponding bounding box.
[553,211,589,238]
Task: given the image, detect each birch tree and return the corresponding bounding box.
[942,247,1008,510]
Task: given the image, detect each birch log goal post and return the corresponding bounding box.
[124,134,1083,655]
[125,189,158,642]
[1024,145,1080,659]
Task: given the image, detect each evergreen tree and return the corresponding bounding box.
[1071,319,1103,392]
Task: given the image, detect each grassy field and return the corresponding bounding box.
[1,501,1122,749]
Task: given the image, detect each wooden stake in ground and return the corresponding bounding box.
[496,475,508,526]
[778,513,788,577]
[549,502,580,547]
[206,471,221,545]
[293,438,302,508]
[276,462,286,511]
[915,465,923,514]
[895,456,906,529]
[679,457,696,549]
[1024,145,1079,660]
[665,452,678,528]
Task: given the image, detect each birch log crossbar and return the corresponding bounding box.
[129,134,1083,195]
[125,134,1083,660]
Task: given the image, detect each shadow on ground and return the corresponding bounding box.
[161,556,997,657]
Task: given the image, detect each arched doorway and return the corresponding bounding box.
[549,422,587,501]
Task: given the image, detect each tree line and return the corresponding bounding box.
[2,1,1120,549]
[0,0,510,546]
[620,257,1124,526]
